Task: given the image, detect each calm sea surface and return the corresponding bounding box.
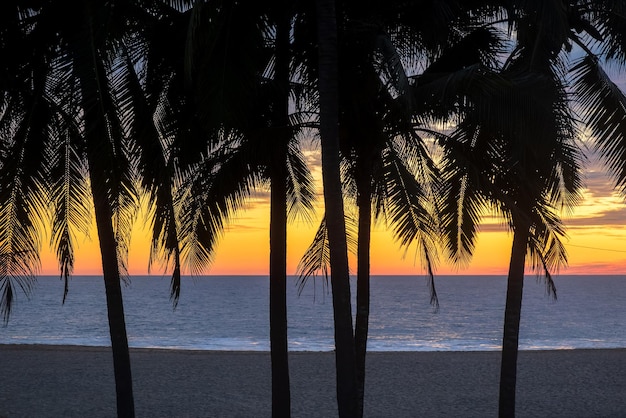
[2,275,625,351]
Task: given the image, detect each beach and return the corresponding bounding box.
[0,345,624,417]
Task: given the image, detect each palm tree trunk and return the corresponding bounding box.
[355,175,371,418]
[498,224,530,418]
[316,1,358,416]
[85,117,135,418]
[92,186,135,418]
[270,162,290,417]
[269,7,291,417]
[79,41,135,418]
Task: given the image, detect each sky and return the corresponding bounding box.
[30,31,626,278]
[36,146,626,277]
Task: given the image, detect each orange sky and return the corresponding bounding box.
[37,150,626,277]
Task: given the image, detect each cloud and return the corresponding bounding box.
[565,210,626,228]
[476,222,509,233]
[563,260,626,275]
[583,170,616,197]
[223,223,266,232]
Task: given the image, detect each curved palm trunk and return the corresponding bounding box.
[269,8,291,417]
[89,164,135,418]
[354,176,372,418]
[498,224,530,418]
[316,0,358,417]
[78,28,135,418]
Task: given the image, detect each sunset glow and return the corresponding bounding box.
[35,149,626,277]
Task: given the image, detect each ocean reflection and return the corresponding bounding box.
[2,275,626,351]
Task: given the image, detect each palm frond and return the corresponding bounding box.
[587,0,626,64]
[525,202,569,299]
[104,53,141,280]
[118,40,183,304]
[47,108,91,302]
[286,141,316,223]
[0,98,49,321]
[436,123,490,266]
[185,2,271,136]
[571,55,626,193]
[295,217,331,294]
[295,213,358,295]
[375,31,412,107]
[421,238,439,310]
[377,146,438,249]
[177,139,262,275]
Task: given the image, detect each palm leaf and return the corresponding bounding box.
[177,139,262,275]
[286,140,316,223]
[117,40,183,304]
[436,122,490,266]
[0,94,49,321]
[295,214,358,295]
[46,106,91,302]
[571,55,626,193]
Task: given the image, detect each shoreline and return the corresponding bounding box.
[2,345,625,417]
[3,342,625,353]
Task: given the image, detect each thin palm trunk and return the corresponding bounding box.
[79,23,135,418]
[83,91,135,418]
[269,7,291,417]
[498,223,530,418]
[354,175,372,418]
[316,0,358,416]
[94,190,135,418]
[270,162,290,416]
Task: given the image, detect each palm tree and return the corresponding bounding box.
[460,79,580,418]
[297,32,442,417]
[408,2,626,415]
[315,0,358,416]
[40,3,141,415]
[0,0,51,322]
[122,6,184,306]
[151,3,316,416]
[423,12,585,417]
[297,115,441,418]
[0,2,177,416]
[566,2,626,220]
[469,3,626,416]
[426,64,583,418]
[268,6,293,414]
[345,11,509,416]
[297,5,503,416]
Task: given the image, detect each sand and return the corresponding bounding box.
[0,345,625,417]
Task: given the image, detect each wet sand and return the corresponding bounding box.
[0,345,624,417]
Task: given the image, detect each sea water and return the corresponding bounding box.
[2,275,625,351]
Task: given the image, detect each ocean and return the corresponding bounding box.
[2,275,625,351]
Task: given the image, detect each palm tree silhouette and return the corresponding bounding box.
[0,2,176,416]
[154,4,316,416]
[0,0,52,322]
[568,3,626,213]
[446,73,582,418]
[473,3,626,416]
[315,0,358,416]
[428,11,584,417]
[42,3,143,415]
[298,5,501,416]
